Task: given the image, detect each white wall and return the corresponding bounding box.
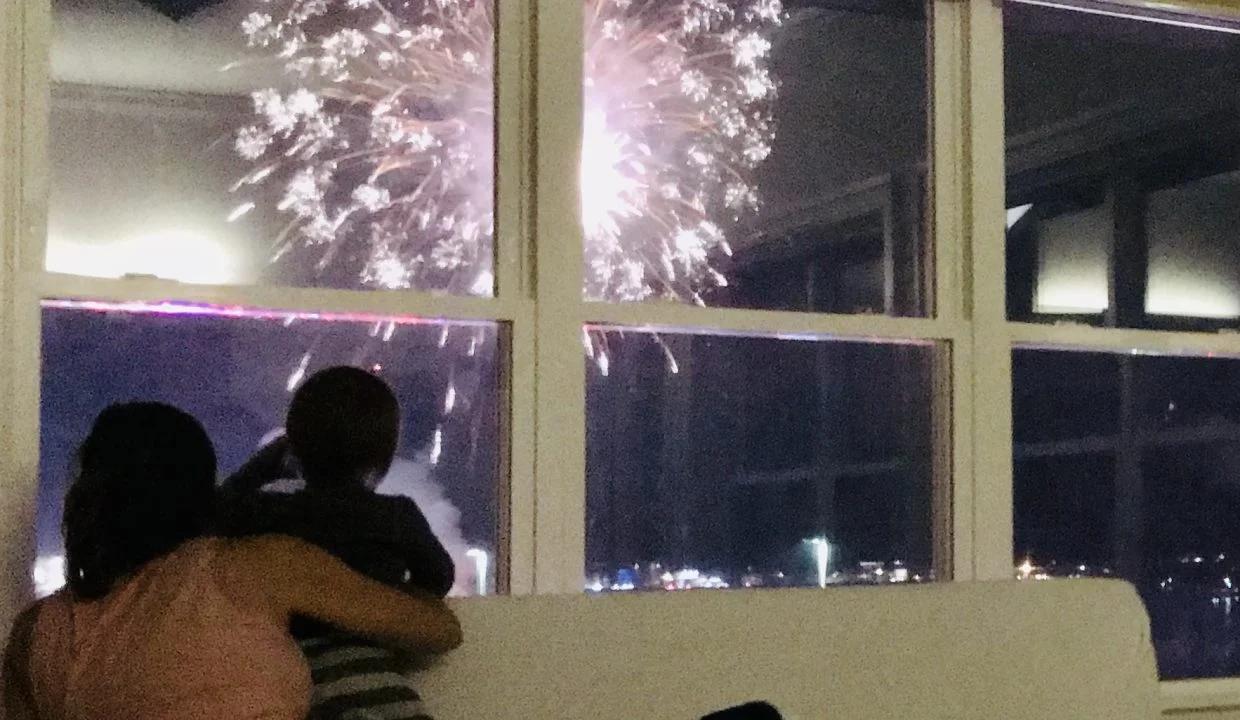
[48,86,275,284]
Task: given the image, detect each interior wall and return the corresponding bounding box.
[48,86,275,284]
[52,0,281,94]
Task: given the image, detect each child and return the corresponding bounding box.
[219,366,454,720]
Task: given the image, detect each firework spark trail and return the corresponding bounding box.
[578,0,780,303]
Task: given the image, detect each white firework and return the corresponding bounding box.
[234,0,782,305]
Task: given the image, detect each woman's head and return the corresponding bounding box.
[63,402,217,599]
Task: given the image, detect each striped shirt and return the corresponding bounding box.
[300,635,432,720]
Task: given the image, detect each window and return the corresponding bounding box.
[36,303,502,597]
[1014,348,1240,679]
[585,329,936,590]
[48,0,496,294]
[8,0,1240,709]
[13,0,516,602]
[1004,0,1240,329]
[578,0,945,594]
[1005,0,1240,682]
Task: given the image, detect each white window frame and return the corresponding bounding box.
[527,1,975,592]
[990,0,1240,711]
[3,0,1239,712]
[0,0,545,599]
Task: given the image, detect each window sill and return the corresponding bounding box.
[1161,678,1240,713]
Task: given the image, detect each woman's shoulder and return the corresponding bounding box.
[156,535,287,575]
[17,593,72,636]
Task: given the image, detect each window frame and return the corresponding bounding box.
[4,0,1238,710]
[533,0,969,592]
[996,0,1240,709]
[0,0,545,599]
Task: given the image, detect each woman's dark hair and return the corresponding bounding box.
[63,402,217,599]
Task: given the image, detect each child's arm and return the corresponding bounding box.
[215,436,297,537]
[221,435,294,497]
[393,498,457,597]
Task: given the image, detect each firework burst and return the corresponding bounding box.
[234,0,781,303]
[235,0,781,435]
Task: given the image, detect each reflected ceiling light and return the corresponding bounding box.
[1034,263,1110,315]
[46,230,241,285]
[1007,0,1240,34]
[1007,204,1034,231]
[1033,289,1109,315]
[1147,280,1240,319]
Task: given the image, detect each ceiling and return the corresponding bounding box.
[135,0,222,20]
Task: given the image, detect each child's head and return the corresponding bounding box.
[287,366,400,491]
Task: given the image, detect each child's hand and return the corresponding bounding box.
[224,433,296,494]
[249,433,294,480]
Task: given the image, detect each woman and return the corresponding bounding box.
[1,402,462,720]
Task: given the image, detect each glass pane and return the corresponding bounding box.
[1013,347,1240,679]
[49,0,495,293]
[1004,1,1240,328]
[1012,349,1120,444]
[1142,444,1240,679]
[36,302,501,597]
[586,330,935,591]
[1147,172,1240,321]
[581,1,930,317]
[1014,454,1116,574]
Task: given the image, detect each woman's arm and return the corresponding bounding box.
[225,535,463,654]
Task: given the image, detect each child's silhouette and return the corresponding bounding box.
[219,366,453,720]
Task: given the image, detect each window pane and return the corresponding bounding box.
[581,1,930,317]
[1014,454,1116,573]
[36,302,501,597]
[1013,347,1240,679]
[586,330,936,591]
[1147,172,1240,321]
[49,0,495,293]
[1143,445,1240,679]
[1012,349,1119,444]
[1004,2,1240,328]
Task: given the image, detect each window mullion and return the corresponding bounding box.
[0,0,48,635]
[494,0,538,595]
[530,0,585,595]
[494,0,535,302]
[0,0,23,635]
[931,0,970,581]
[963,0,1014,582]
